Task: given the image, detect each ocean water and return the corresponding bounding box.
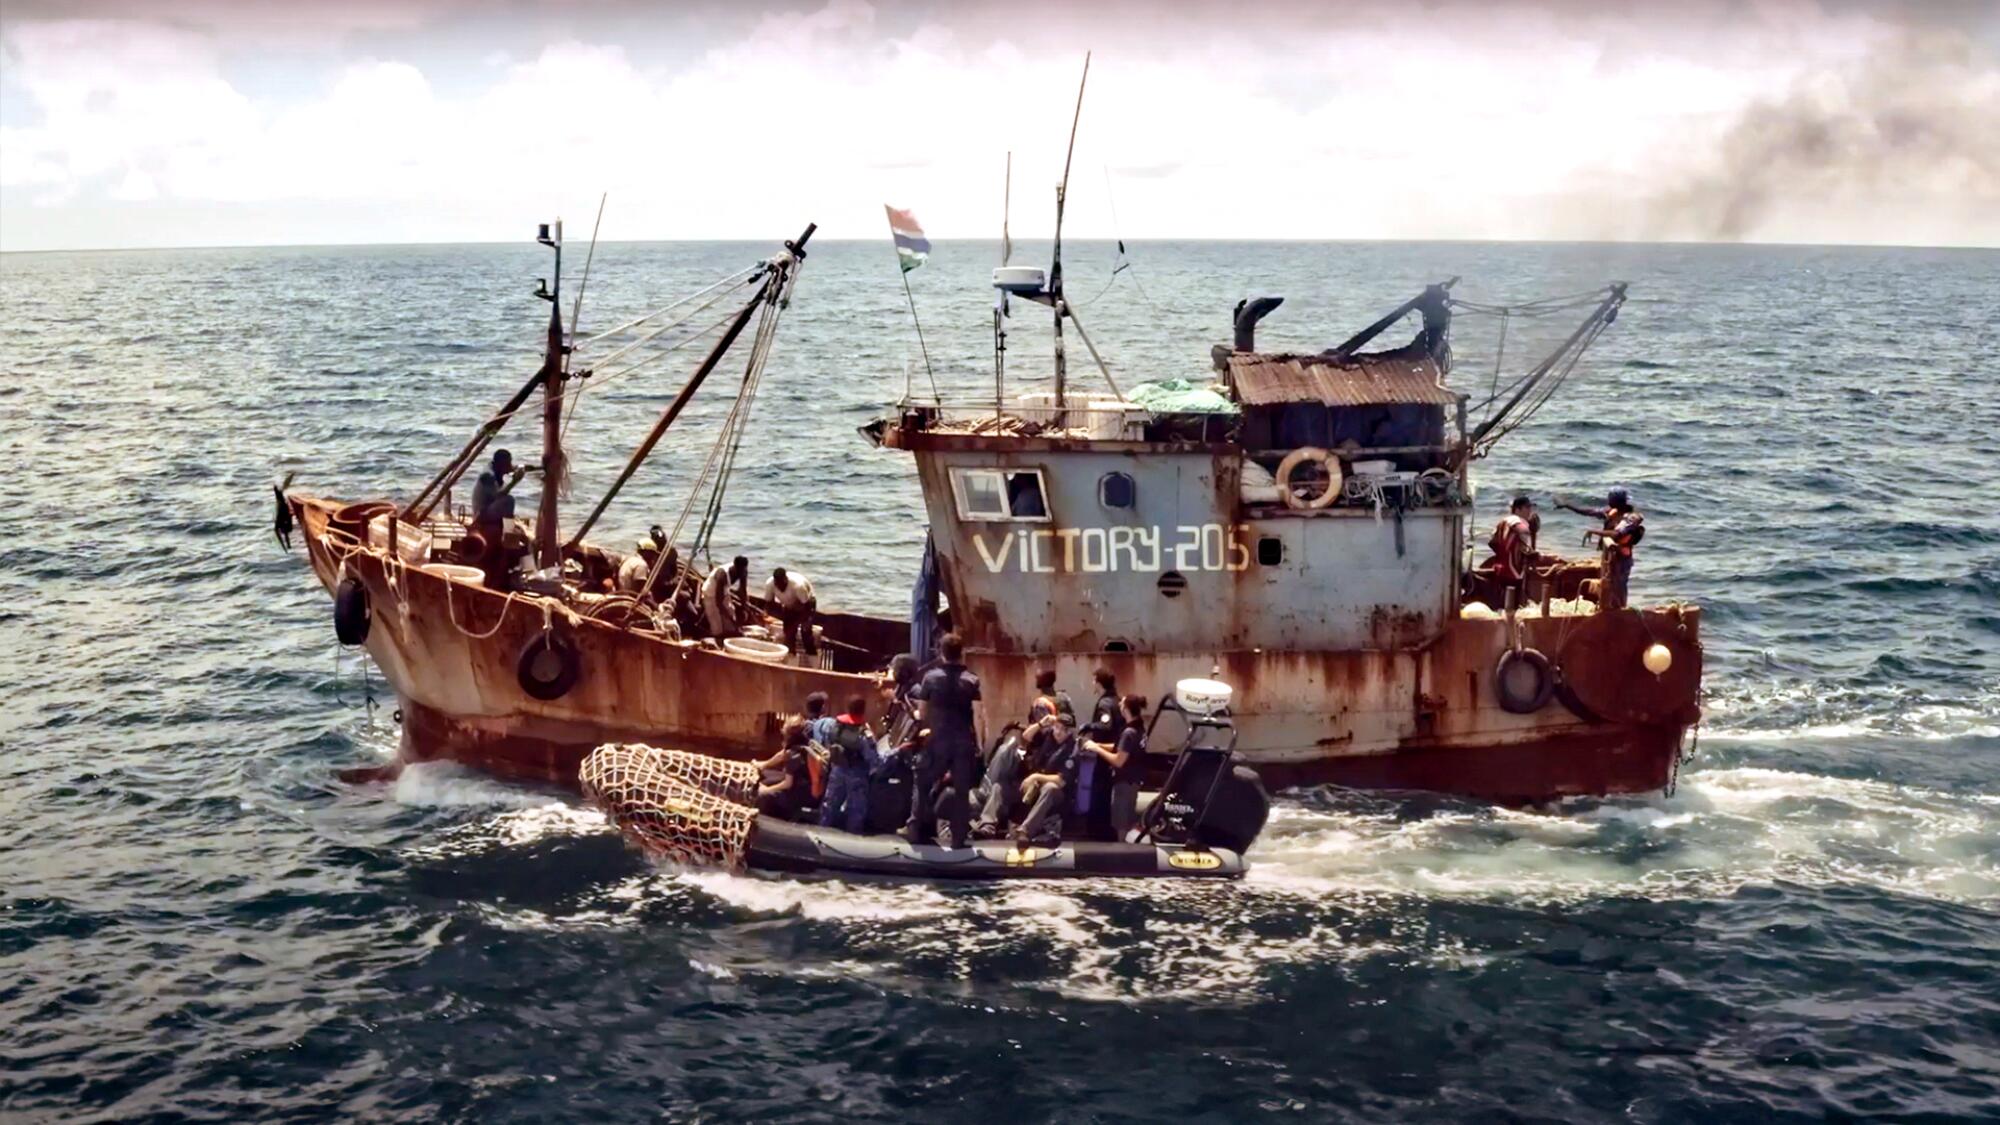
[2,237,1997,1122]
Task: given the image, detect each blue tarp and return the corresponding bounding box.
[909,530,939,662]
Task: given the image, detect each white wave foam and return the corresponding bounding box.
[683,869,958,924]
[1247,767,1999,907]
[391,762,560,810]
[1703,680,2000,742]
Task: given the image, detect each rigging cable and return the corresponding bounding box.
[650,255,804,601]
[559,272,763,444]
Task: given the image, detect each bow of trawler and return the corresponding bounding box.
[280,219,920,784]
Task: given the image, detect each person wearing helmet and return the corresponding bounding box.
[617,536,662,595]
[1556,487,1644,611]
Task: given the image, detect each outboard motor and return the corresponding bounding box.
[1143,678,1272,854]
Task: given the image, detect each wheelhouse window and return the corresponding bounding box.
[950,468,1050,522]
[1099,471,1135,509]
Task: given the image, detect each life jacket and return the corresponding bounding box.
[1490,515,1531,579]
[827,714,871,770]
[1607,513,1645,557]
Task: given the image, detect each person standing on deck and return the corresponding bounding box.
[1079,668,1123,834]
[904,631,981,849]
[701,555,749,638]
[1488,495,1540,596]
[1082,695,1149,841]
[1556,488,1644,612]
[763,567,818,657]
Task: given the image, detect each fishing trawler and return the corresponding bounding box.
[280,76,1699,806]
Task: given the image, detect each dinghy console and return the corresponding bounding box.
[1139,678,1271,855]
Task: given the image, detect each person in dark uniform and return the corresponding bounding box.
[903,631,981,848]
[1015,712,1081,846]
[1556,487,1644,611]
[1078,668,1123,836]
[817,696,876,834]
[1083,695,1149,841]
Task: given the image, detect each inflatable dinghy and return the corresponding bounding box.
[580,691,1267,881]
[745,817,1245,879]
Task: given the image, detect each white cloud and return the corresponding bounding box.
[1,1,1995,249]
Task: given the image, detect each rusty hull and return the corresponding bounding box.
[295,496,882,784]
[295,489,1700,804]
[965,604,1702,804]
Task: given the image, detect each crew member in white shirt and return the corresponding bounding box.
[763,566,818,656]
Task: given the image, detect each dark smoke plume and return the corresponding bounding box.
[1649,31,2000,241]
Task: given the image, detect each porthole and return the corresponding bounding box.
[1099,471,1136,509]
[1157,570,1187,599]
[1257,536,1284,566]
[1104,639,1133,653]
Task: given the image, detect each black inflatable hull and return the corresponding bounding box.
[746,819,1246,880]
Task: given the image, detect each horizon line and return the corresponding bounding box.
[5,235,1996,256]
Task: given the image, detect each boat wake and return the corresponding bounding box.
[1250,766,1998,907]
[366,768,1993,1008]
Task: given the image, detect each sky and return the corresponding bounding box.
[1,0,1996,251]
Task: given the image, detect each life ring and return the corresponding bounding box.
[1276,447,1342,510]
[517,632,582,700]
[333,576,372,645]
[1493,647,1556,714]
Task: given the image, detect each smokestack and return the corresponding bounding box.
[1233,296,1284,352]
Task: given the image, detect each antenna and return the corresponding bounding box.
[1050,50,1090,410]
[1002,151,1013,267]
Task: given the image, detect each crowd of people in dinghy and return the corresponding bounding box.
[748,632,1152,849]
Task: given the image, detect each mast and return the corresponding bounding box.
[534,220,565,570]
[1050,52,1088,410]
[995,151,1011,418]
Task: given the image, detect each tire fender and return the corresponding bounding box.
[518,631,582,701]
[333,576,372,646]
[1494,647,1556,714]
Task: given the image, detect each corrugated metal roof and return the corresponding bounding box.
[1228,351,1458,407]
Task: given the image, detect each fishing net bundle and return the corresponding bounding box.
[580,744,758,871]
[593,742,761,805]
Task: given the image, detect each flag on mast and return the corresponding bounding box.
[885,205,930,273]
